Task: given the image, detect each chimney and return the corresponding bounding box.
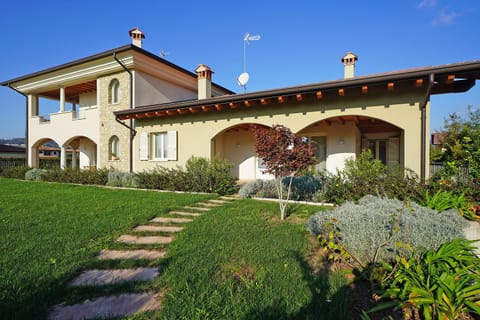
[195,64,213,99]
[129,27,145,48]
[341,52,358,79]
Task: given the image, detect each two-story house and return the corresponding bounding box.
[2,28,480,181]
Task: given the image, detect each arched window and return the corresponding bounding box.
[109,79,120,104]
[109,135,120,160]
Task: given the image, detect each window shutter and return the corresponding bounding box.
[167,131,177,161]
[139,132,149,161]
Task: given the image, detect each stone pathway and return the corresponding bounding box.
[48,195,238,320]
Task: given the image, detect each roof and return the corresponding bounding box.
[0,144,25,153]
[0,44,234,94]
[115,59,480,120]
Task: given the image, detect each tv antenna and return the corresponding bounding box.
[237,32,260,93]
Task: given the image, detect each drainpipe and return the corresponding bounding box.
[420,73,435,182]
[113,53,135,173]
[6,84,28,166]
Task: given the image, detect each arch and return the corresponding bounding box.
[109,135,120,160]
[30,138,62,169]
[211,123,271,182]
[64,136,97,169]
[108,79,120,104]
[297,115,404,173]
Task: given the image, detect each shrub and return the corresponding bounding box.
[41,167,109,185]
[239,179,279,199]
[0,166,30,179]
[420,190,469,212]
[372,239,480,319]
[136,157,237,195]
[25,168,47,181]
[106,171,139,188]
[184,156,237,195]
[307,195,466,263]
[316,151,424,205]
[285,175,323,201]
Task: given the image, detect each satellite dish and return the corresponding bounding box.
[237,72,249,87]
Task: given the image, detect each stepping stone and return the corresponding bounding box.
[168,211,202,217]
[69,268,159,286]
[197,202,220,207]
[183,206,210,211]
[96,249,166,260]
[134,225,183,233]
[220,195,239,200]
[117,235,173,245]
[151,217,193,224]
[208,199,229,204]
[49,292,160,320]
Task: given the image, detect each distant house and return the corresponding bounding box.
[431,132,446,146]
[0,144,25,159]
[2,28,480,180]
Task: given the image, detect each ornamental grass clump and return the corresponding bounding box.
[307,195,466,264]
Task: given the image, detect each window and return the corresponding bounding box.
[109,135,120,160]
[153,132,168,160]
[364,137,400,166]
[304,136,327,172]
[139,131,177,161]
[109,79,120,104]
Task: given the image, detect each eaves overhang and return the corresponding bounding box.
[114,59,480,121]
[0,44,234,95]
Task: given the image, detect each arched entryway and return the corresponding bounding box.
[212,123,272,182]
[64,136,97,169]
[297,115,404,173]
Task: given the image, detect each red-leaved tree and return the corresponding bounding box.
[252,124,316,220]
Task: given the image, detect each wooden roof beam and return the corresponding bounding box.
[387,82,395,91]
[316,91,323,99]
[296,93,303,102]
[215,104,226,111]
[415,79,424,87]
[229,102,238,109]
[166,110,177,116]
[362,85,368,94]
[155,111,166,117]
[201,106,213,112]
[277,96,285,103]
[244,100,253,107]
[447,74,455,84]
[338,88,345,96]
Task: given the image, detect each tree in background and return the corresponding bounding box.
[435,106,480,181]
[252,125,316,220]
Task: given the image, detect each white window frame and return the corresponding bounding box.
[109,79,120,104]
[139,131,177,161]
[152,132,169,161]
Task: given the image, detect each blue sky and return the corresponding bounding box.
[0,0,479,139]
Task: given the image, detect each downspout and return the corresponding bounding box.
[113,53,135,173]
[420,73,435,182]
[6,84,28,166]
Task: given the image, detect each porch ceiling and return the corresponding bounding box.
[316,116,400,133]
[41,80,97,102]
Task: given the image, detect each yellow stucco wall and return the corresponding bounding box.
[133,88,429,179]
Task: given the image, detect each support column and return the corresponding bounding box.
[59,87,65,112]
[71,149,77,169]
[60,146,67,169]
[28,94,39,117]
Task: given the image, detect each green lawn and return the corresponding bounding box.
[0,178,349,320]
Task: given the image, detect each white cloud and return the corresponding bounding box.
[434,9,460,25]
[418,0,438,8]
